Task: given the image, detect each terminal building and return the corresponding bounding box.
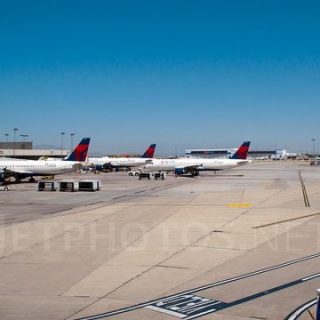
[0,141,69,160]
[185,148,288,160]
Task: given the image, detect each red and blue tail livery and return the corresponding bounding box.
[230,141,250,160]
[65,138,90,162]
[141,144,156,158]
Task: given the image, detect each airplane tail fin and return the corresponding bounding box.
[230,141,250,159]
[65,138,90,162]
[141,144,156,158]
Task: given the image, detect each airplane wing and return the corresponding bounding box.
[0,167,34,175]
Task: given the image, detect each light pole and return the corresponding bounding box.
[61,132,65,156]
[70,133,75,152]
[20,134,28,142]
[13,128,18,157]
[4,133,9,143]
[312,138,316,158]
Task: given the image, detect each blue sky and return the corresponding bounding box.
[1,0,320,155]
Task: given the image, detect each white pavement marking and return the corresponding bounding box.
[146,306,185,318]
[286,299,317,320]
[302,273,320,281]
[75,252,320,320]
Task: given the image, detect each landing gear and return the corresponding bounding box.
[192,171,199,177]
[29,177,36,183]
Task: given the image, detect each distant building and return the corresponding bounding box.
[0,141,68,159]
[185,148,234,158]
[0,141,32,150]
[185,148,286,159]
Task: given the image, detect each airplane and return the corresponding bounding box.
[88,144,156,171]
[143,141,251,176]
[0,138,90,184]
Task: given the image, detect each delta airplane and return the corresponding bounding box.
[89,144,156,170]
[0,138,90,184]
[144,141,251,176]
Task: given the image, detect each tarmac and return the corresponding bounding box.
[1,161,320,320]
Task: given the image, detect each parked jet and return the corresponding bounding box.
[0,138,90,184]
[89,144,156,171]
[144,141,251,176]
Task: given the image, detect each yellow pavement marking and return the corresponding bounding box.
[227,203,252,208]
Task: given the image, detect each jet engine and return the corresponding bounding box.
[174,168,186,175]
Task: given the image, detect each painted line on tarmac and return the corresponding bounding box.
[285,298,317,320]
[147,273,320,320]
[299,171,310,207]
[253,212,320,229]
[227,203,252,208]
[223,272,320,309]
[74,252,320,320]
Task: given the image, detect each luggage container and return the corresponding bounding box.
[139,172,151,180]
[38,181,59,191]
[78,180,101,192]
[154,172,165,180]
[59,180,79,192]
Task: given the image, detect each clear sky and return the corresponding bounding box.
[1,0,320,155]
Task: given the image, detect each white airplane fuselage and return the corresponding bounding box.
[144,158,250,172]
[89,156,150,168]
[0,159,80,177]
